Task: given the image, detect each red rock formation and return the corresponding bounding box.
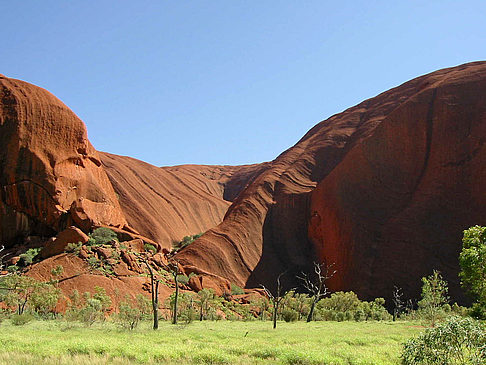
[309,62,486,302]
[0,75,127,245]
[177,62,486,303]
[100,152,267,247]
[40,226,89,259]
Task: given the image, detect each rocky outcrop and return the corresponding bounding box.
[177,62,486,303]
[4,62,486,305]
[308,62,486,302]
[0,75,127,245]
[40,226,89,259]
[100,153,268,247]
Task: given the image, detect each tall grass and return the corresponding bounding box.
[0,320,422,364]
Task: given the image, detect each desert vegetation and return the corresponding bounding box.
[1,226,486,364]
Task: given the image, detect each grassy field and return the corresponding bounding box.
[0,320,424,364]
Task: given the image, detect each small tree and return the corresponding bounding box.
[196,288,215,321]
[261,272,289,329]
[459,225,486,318]
[298,262,336,322]
[418,270,449,326]
[0,274,38,314]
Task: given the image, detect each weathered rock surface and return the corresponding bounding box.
[4,63,486,305]
[40,226,89,259]
[308,62,486,302]
[0,75,127,245]
[100,152,268,247]
[177,62,486,303]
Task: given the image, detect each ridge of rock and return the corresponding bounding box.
[176,61,486,302]
[0,76,128,245]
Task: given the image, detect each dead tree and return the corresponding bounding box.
[0,245,7,274]
[165,259,183,325]
[392,286,405,321]
[298,262,336,322]
[261,272,288,329]
[141,258,160,330]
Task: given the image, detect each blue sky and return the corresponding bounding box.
[1,1,485,166]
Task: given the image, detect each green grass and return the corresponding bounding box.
[0,320,423,364]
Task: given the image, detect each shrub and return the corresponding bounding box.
[88,227,118,246]
[29,283,61,317]
[65,242,82,255]
[144,243,157,254]
[173,233,203,251]
[11,313,34,326]
[460,226,486,319]
[417,271,449,326]
[79,298,103,326]
[19,248,41,266]
[117,299,142,330]
[281,308,298,322]
[6,264,18,273]
[231,283,245,295]
[401,316,486,364]
[177,274,190,285]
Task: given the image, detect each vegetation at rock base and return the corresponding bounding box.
[401,316,486,365]
[459,225,486,319]
[1,225,486,364]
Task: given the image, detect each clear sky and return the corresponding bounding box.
[1,1,485,166]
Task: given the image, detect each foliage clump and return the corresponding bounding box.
[172,233,203,252]
[417,270,449,326]
[19,248,41,266]
[459,225,486,319]
[88,227,118,246]
[402,316,486,365]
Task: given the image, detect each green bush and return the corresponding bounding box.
[459,226,486,315]
[177,274,190,285]
[65,242,82,255]
[401,316,486,364]
[231,283,245,295]
[88,227,118,246]
[417,271,449,326]
[281,308,298,322]
[19,248,41,266]
[11,313,34,326]
[6,264,18,273]
[173,233,203,251]
[144,243,157,254]
[29,283,61,317]
[117,299,142,330]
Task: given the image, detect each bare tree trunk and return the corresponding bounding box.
[172,273,179,324]
[273,301,278,329]
[144,260,159,330]
[153,279,159,330]
[307,298,317,322]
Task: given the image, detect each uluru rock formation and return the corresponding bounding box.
[100,153,268,247]
[0,74,127,245]
[1,62,486,305]
[177,61,486,303]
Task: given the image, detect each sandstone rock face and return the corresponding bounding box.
[40,226,89,259]
[177,62,486,302]
[0,75,127,245]
[100,152,268,247]
[308,62,486,302]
